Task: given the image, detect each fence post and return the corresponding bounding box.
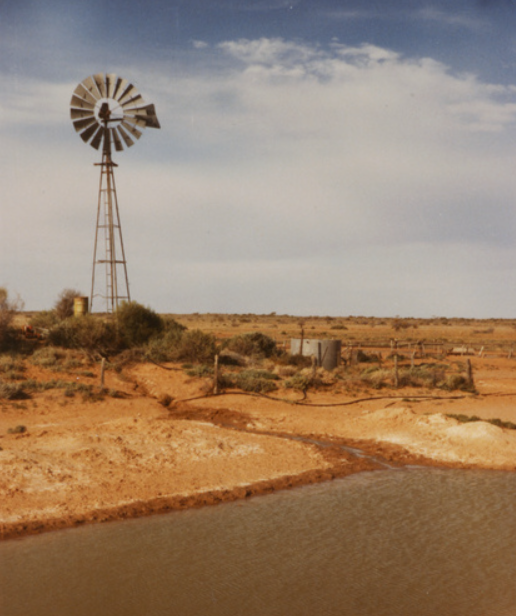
[467,359,474,389]
[394,354,399,388]
[213,354,219,395]
[100,358,106,391]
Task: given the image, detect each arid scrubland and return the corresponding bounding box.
[2,303,516,539]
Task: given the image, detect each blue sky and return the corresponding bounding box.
[2,0,516,317]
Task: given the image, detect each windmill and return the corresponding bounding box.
[70,73,160,312]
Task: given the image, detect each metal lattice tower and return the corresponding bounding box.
[70,73,160,312]
[92,143,130,313]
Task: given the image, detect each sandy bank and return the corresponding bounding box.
[1,359,516,540]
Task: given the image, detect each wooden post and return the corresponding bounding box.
[411,351,416,369]
[100,358,106,391]
[394,354,399,388]
[467,358,474,389]
[213,354,219,395]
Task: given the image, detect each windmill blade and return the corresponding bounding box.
[121,120,142,140]
[72,116,97,133]
[124,103,160,128]
[82,75,101,98]
[70,107,95,120]
[120,94,144,109]
[112,76,128,101]
[123,115,147,129]
[79,122,100,144]
[72,84,98,107]
[90,126,106,150]
[70,95,95,111]
[111,127,124,152]
[106,73,117,99]
[93,73,107,98]
[116,124,135,148]
[118,85,140,106]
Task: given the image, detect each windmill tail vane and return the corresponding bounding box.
[70,73,160,313]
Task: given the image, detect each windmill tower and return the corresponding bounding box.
[70,73,160,312]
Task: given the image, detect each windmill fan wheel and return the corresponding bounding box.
[70,73,160,152]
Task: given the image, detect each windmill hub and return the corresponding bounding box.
[70,73,160,312]
[96,100,122,125]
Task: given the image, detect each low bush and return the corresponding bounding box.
[7,425,27,434]
[143,318,186,362]
[176,330,217,364]
[446,413,516,431]
[117,301,164,347]
[223,332,277,359]
[275,354,312,368]
[221,369,279,393]
[0,288,23,351]
[30,346,65,368]
[54,288,83,320]
[185,364,213,378]
[0,355,25,380]
[0,383,31,400]
[47,315,118,354]
[283,372,318,392]
[29,310,60,331]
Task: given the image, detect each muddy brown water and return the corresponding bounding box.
[1,468,516,616]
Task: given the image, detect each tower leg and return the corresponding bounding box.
[91,152,131,312]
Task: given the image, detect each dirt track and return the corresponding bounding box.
[1,355,516,540]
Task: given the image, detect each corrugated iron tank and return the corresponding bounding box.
[290,338,342,370]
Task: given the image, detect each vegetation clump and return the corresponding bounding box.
[175,330,217,364]
[223,332,278,359]
[0,382,31,400]
[7,425,27,434]
[116,301,164,347]
[446,413,516,431]
[221,369,279,393]
[0,288,23,351]
[47,315,118,354]
[54,288,83,320]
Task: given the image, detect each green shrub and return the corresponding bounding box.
[224,332,277,358]
[29,310,60,330]
[284,372,314,392]
[441,374,473,392]
[222,369,279,393]
[176,330,217,364]
[48,315,118,353]
[446,414,516,431]
[0,383,31,400]
[7,425,27,434]
[144,317,186,362]
[275,354,312,368]
[356,350,381,363]
[0,288,23,351]
[117,301,164,347]
[30,346,65,368]
[0,355,25,379]
[54,288,83,320]
[185,364,213,378]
